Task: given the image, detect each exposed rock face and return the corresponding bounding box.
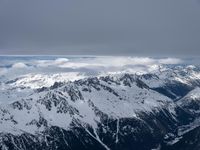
[1,65,200,150]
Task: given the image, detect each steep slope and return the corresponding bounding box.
[139,66,200,100]
[163,126,200,150]
[162,88,200,150]
[0,74,193,150]
[177,87,200,113]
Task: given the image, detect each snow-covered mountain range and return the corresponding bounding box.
[1,59,200,150]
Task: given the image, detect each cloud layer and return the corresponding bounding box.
[0,56,183,81]
[0,0,200,56]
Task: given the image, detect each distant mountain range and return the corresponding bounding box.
[1,64,200,150]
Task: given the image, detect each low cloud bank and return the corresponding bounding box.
[0,56,183,81]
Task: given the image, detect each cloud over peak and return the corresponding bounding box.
[0,56,183,81]
[12,62,28,68]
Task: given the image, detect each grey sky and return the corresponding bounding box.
[0,0,200,56]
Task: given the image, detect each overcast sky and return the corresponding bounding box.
[0,0,200,56]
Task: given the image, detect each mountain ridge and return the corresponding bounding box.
[1,65,200,150]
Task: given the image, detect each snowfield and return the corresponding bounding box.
[1,57,200,150]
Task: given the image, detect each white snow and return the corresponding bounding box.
[177,87,200,107]
[1,63,200,138]
[186,87,200,100]
[0,73,174,136]
[7,72,85,89]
